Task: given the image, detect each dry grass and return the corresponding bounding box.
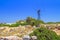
[0,25,34,37]
[53,29,60,35]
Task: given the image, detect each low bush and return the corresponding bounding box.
[30,27,60,40]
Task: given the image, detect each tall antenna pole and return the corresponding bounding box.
[37,9,40,20]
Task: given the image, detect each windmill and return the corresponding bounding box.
[36,9,41,27]
[37,9,40,20]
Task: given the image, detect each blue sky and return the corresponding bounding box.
[0,0,60,23]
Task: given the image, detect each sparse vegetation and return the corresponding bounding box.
[0,17,44,27]
[0,17,60,40]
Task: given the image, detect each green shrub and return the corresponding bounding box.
[30,27,60,40]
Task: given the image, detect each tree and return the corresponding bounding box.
[26,17,32,25]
